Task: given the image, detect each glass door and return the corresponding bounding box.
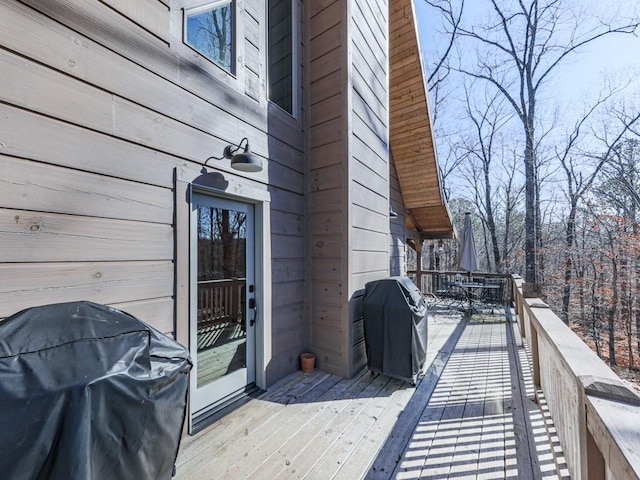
[190,194,256,420]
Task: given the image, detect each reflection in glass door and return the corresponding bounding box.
[190,194,255,420]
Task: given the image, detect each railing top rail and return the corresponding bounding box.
[197,278,247,286]
[408,270,513,278]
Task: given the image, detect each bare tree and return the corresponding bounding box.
[427,0,639,283]
[423,0,466,124]
[434,134,467,198]
[558,102,640,323]
[598,137,640,363]
[498,149,526,273]
[458,84,513,271]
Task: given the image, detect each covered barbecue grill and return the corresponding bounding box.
[0,301,192,480]
[362,276,428,385]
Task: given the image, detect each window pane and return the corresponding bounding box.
[197,205,247,281]
[195,204,247,387]
[186,3,233,72]
[268,0,293,113]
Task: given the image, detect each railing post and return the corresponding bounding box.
[511,275,526,339]
[230,277,240,321]
[529,324,540,387]
[585,424,605,479]
[415,243,423,292]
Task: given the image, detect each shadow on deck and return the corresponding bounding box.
[174,307,570,480]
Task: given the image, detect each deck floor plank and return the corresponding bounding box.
[186,374,350,478]
[242,370,385,479]
[366,316,467,479]
[174,310,570,480]
[176,372,340,476]
[305,377,407,480]
[271,374,396,479]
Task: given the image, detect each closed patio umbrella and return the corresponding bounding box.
[458,212,478,275]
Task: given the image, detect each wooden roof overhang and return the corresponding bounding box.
[389,0,454,241]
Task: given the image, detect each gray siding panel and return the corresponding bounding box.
[352,104,388,154]
[353,0,387,63]
[102,0,171,43]
[264,0,306,382]
[310,68,342,104]
[1,0,306,391]
[269,188,305,215]
[310,117,344,147]
[351,204,388,233]
[0,209,172,262]
[0,1,266,131]
[0,154,173,224]
[310,188,343,214]
[0,49,113,132]
[390,158,406,275]
[352,67,387,129]
[352,159,388,202]
[352,134,387,174]
[271,234,306,259]
[348,0,389,375]
[114,298,174,335]
[0,261,173,319]
[309,93,343,126]
[18,0,179,80]
[305,0,390,378]
[1,105,178,188]
[353,251,389,274]
[273,258,305,283]
[244,4,262,100]
[307,0,349,378]
[352,180,388,215]
[273,279,306,310]
[0,0,400,386]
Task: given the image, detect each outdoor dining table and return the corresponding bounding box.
[449,282,501,315]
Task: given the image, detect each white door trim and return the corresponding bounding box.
[189,193,256,420]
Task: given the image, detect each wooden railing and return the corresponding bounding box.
[511,275,640,480]
[197,278,245,330]
[407,270,514,305]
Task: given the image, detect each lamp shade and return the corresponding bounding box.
[230,151,263,172]
[202,137,264,174]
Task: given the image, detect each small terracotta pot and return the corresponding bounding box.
[300,353,315,373]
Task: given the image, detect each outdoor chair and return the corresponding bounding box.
[468,277,487,304]
[432,273,465,309]
[480,279,505,314]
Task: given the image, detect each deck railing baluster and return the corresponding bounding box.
[196,278,246,330]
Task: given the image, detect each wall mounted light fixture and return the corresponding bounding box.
[201,137,263,173]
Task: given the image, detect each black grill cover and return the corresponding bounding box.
[0,301,192,480]
[362,277,428,384]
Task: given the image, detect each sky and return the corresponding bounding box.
[414,0,640,112]
[550,30,640,111]
[413,0,640,204]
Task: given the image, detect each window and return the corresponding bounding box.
[185,1,234,73]
[268,0,295,114]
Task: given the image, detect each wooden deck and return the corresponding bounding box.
[174,308,570,479]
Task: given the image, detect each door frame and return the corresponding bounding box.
[189,193,256,417]
[174,173,271,433]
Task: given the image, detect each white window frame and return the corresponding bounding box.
[183,0,237,76]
